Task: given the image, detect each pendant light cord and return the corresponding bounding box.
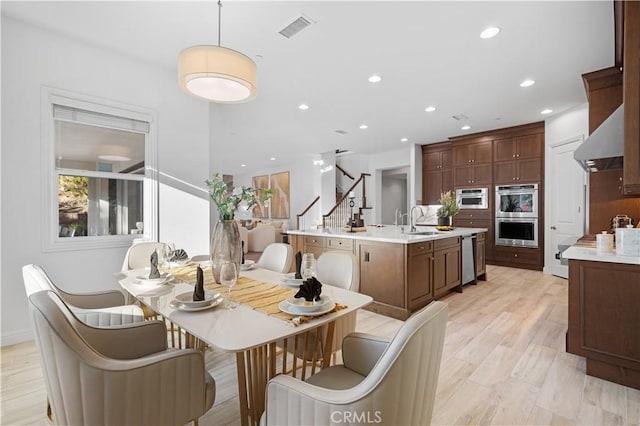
[217,0,222,47]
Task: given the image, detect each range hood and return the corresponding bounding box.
[574,104,624,171]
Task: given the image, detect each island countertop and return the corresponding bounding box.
[287,225,487,244]
[562,244,640,265]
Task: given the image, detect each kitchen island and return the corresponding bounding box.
[288,226,487,320]
[562,241,640,390]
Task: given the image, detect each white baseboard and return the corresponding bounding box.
[1,327,33,347]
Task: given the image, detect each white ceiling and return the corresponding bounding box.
[2,1,615,175]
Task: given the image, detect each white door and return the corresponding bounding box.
[548,137,587,278]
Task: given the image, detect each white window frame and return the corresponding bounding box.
[41,87,158,252]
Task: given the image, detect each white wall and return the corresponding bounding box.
[234,159,318,230]
[543,103,588,273]
[369,148,411,224]
[1,17,210,345]
[381,174,408,224]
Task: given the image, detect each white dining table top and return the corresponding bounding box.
[118,266,373,352]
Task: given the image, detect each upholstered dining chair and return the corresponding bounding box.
[315,251,359,363]
[248,224,276,252]
[121,241,169,271]
[261,301,448,426]
[256,243,293,273]
[28,290,215,426]
[22,264,144,327]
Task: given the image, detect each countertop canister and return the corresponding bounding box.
[596,231,614,253]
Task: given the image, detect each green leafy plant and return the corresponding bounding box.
[436,190,460,218]
[205,173,272,220]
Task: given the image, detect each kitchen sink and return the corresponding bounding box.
[402,231,438,236]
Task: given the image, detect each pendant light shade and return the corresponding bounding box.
[178,1,257,103]
[179,45,257,103]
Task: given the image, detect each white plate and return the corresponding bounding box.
[278,296,335,317]
[135,272,172,284]
[240,260,256,271]
[170,295,224,312]
[173,290,221,308]
[280,272,304,286]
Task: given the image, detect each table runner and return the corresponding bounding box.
[169,264,346,326]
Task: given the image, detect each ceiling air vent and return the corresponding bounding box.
[279,15,313,39]
[334,130,348,135]
[452,113,469,121]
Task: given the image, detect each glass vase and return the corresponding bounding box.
[210,219,241,284]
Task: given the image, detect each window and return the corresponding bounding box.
[43,88,157,251]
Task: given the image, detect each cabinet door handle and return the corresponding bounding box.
[551,226,556,230]
[516,154,520,158]
[514,254,518,257]
[512,154,516,158]
[364,252,370,262]
[512,177,516,181]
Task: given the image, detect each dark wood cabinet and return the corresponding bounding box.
[423,142,453,204]
[407,241,434,310]
[453,141,492,187]
[433,237,461,298]
[623,1,640,194]
[454,163,492,186]
[567,259,640,390]
[494,245,541,269]
[475,232,486,278]
[453,141,492,166]
[493,134,542,184]
[358,241,405,310]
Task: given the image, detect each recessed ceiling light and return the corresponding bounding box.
[425,106,436,112]
[270,157,276,161]
[541,108,553,115]
[461,125,471,130]
[360,124,368,129]
[480,27,500,39]
[241,164,246,167]
[520,79,535,88]
[368,74,382,83]
[400,137,408,142]
[298,103,309,110]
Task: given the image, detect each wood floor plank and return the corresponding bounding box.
[3,265,638,426]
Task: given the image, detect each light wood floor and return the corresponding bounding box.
[2,265,639,425]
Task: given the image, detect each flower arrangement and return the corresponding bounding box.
[205,173,272,220]
[436,190,460,218]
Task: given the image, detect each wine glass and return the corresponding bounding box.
[220,262,238,309]
[161,243,175,272]
[301,254,317,280]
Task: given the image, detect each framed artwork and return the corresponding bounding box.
[252,175,269,218]
[270,171,290,219]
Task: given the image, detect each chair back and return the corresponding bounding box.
[353,301,448,425]
[22,264,57,297]
[316,251,358,291]
[256,243,293,273]
[247,224,276,252]
[122,241,168,271]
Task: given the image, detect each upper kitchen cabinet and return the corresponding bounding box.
[623,1,640,194]
[453,141,492,167]
[423,142,453,204]
[453,141,492,187]
[493,134,543,184]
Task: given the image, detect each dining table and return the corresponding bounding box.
[118,262,373,426]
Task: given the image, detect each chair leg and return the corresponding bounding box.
[193,419,199,426]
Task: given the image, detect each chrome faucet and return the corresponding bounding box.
[410,205,421,232]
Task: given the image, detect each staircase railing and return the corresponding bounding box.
[322,173,370,229]
[296,196,320,230]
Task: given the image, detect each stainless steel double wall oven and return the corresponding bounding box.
[495,184,538,248]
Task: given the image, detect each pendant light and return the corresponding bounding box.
[178,0,257,103]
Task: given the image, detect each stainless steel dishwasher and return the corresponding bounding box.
[461,235,476,285]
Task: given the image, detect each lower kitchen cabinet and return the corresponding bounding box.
[358,241,406,317]
[407,241,434,310]
[433,237,462,298]
[494,245,542,270]
[475,232,486,279]
[567,259,640,390]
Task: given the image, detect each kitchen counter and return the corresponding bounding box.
[562,243,640,266]
[287,225,487,244]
